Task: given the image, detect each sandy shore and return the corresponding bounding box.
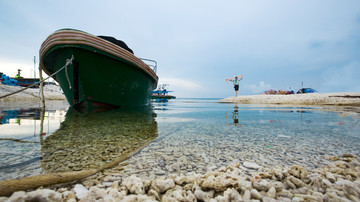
[0,84,66,102]
[221,92,360,106]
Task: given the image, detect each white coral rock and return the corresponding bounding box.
[123,175,145,195]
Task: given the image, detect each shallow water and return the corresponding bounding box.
[0,102,68,181]
[118,99,360,179]
[0,99,359,181]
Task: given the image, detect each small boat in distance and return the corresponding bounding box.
[13,69,41,88]
[13,78,41,88]
[1,69,41,88]
[40,29,158,111]
[152,84,176,102]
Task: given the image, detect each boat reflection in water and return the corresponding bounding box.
[41,107,158,174]
[0,108,41,125]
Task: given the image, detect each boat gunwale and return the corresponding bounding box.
[39,29,158,82]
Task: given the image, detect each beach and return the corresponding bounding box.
[0,84,66,102]
[1,83,359,106]
[221,92,360,106]
[1,88,360,201]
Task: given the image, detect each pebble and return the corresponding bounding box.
[250,188,263,200]
[151,178,175,193]
[267,186,276,198]
[243,161,261,170]
[326,171,336,183]
[253,179,270,191]
[243,189,251,200]
[73,184,88,200]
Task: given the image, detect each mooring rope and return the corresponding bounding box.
[0,138,39,144]
[64,57,73,89]
[0,138,153,197]
[0,55,74,100]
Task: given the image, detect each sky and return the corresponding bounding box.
[0,0,360,98]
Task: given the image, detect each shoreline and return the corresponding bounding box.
[1,84,359,107]
[220,92,360,106]
[0,84,66,102]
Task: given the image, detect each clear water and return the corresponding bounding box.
[0,99,359,181]
[0,105,67,181]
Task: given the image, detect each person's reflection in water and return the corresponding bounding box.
[226,104,243,127]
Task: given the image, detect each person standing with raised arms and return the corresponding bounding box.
[226,75,243,97]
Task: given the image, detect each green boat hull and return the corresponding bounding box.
[40,29,158,111]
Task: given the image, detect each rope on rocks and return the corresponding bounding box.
[0,55,74,100]
[0,137,154,197]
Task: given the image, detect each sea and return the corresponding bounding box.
[0,98,359,181]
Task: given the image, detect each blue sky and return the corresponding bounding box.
[1,0,359,98]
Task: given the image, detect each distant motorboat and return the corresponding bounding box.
[152,84,176,100]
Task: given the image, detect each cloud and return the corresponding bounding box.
[1,1,360,98]
[242,81,272,94]
[157,77,204,98]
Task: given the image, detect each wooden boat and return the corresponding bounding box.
[40,29,158,111]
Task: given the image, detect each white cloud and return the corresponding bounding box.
[158,78,202,90]
[157,77,204,98]
[242,81,272,94]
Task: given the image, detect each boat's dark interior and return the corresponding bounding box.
[98,36,134,54]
